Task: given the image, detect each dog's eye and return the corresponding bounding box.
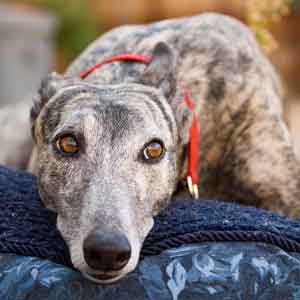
[56,134,79,154]
[143,140,164,161]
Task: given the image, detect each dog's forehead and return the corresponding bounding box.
[59,84,160,128]
[52,82,160,113]
[63,102,145,140]
[55,81,158,100]
[40,82,175,143]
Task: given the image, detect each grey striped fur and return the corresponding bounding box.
[30,13,300,283]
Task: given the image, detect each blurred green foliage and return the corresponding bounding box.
[23,0,99,66]
[246,0,298,53]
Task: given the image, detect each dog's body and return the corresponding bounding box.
[30,13,300,283]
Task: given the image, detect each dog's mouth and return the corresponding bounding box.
[90,273,117,281]
[83,271,123,283]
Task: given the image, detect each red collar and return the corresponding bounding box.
[79,54,199,198]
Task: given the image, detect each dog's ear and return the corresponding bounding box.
[30,72,66,140]
[140,42,177,99]
[140,42,193,145]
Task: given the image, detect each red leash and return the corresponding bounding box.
[79,54,199,198]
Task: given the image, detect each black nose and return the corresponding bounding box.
[83,229,131,272]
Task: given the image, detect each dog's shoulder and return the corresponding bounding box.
[66,14,256,75]
[66,13,283,107]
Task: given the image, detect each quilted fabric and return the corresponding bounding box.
[1,243,300,299]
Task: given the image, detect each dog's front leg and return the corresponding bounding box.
[220,92,300,218]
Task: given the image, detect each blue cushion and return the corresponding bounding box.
[1,243,300,299]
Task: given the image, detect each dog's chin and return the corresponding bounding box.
[83,271,125,284]
[79,252,140,284]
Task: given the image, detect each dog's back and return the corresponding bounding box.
[67,13,283,104]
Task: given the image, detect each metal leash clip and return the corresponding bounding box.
[187,176,199,199]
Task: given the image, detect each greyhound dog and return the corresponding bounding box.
[30,13,300,283]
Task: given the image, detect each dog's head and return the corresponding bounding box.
[30,43,193,283]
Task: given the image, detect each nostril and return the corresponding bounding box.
[83,229,131,272]
[116,250,131,268]
[88,249,102,264]
[83,243,103,270]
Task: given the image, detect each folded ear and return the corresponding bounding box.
[30,72,66,140]
[140,42,177,99]
[140,42,193,146]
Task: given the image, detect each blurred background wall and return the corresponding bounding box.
[0,2,58,168]
[0,0,300,168]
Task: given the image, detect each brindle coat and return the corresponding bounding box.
[30,13,300,283]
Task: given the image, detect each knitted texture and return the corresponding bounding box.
[0,165,72,267]
[1,165,300,267]
[142,199,300,257]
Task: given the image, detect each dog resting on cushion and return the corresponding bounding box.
[29,13,300,283]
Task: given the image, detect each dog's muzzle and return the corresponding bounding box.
[83,229,131,279]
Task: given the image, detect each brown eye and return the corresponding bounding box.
[143,140,164,161]
[56,135,79,154]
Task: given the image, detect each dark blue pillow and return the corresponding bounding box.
[1,164,300,267]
